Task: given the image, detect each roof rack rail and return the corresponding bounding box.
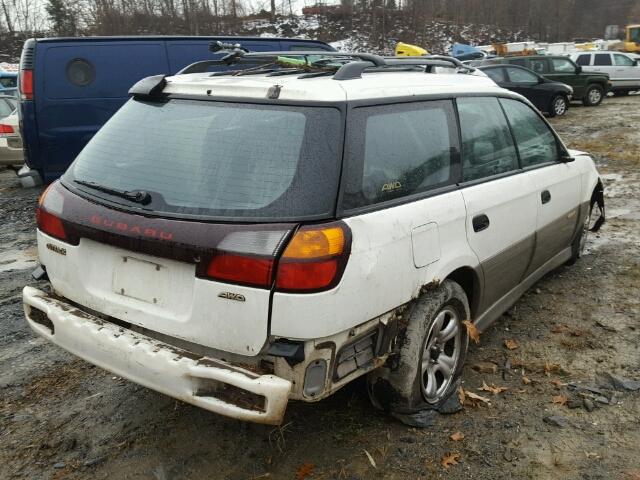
[176,47,477,80]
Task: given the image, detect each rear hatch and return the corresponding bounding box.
[40,97,343,355]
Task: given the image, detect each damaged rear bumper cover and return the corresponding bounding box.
[22,286,291,425]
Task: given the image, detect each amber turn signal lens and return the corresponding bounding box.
[282,226,345,259]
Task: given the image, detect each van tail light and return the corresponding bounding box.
[36,182,67,241]
[0,124,14,135]
[275,224,350,292]
[20,69,33,100]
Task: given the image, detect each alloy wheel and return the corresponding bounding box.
[420,307,462,403]
[554,97,567,116]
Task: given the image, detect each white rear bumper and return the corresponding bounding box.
[22,286,291,425]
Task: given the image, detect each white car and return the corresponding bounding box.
[0,109,23,167]
[570,51,640,95]
[23,52,605,425]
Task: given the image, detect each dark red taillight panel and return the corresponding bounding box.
[205,254,275,288]
[36,207,67,241]
[20,69,33,100]
[0,124,14,134]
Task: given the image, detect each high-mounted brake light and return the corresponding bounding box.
[20,69,33,100]
[0,124,14,134]
[36,183,67,241]
[275,225,350,292]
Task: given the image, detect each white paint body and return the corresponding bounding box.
[570,51,640,90]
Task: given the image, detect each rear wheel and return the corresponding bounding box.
[582,84,604,106]
[367,280,469,417]
[548,95,568,117]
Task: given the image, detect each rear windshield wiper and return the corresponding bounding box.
[74,180,152,205]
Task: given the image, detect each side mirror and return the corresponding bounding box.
[559,153,575,163]
[575,65,582,74]
[634,60,639,67]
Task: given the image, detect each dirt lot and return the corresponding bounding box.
[1,96,639,480]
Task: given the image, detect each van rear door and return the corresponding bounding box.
[36,40,170,179]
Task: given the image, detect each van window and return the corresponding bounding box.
[576,54,591,66]
[506,67,537,84]
[65,99,342,220]
[500,99,558,167]
[341,101,457,210]
[614,54,634,66]
[457,97,518,182]
[551,58,576,73]
[594,54,612,66]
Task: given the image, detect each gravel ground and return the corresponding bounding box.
[1,96,639,480]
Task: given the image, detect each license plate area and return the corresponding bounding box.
[113,256,168,305]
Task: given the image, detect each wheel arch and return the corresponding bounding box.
[444,266,482,320]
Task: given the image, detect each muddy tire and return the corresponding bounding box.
[548,95,568,117]
[567,203,594,265]
[582,84,604,106]
[367,280,470,415]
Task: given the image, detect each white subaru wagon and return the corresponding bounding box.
[23,52,604,425]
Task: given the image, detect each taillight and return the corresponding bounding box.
[275,224,349,292]
[20,69,33,100]
[36,182,67,241]
[0,124,14,134]
[206,253,274,288]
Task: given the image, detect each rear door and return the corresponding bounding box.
[36,40,170,178]
[499,98,581,274]
[612,53,640,88]
[504,66,549,111]
[457,97,538,311]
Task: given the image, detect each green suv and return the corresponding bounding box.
[486,55,611,106]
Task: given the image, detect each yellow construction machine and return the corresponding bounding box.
[395,42,428,56]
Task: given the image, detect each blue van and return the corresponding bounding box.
[17,36,335,184]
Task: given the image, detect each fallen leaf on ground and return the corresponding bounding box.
[458,386,466,406]
[464,390,491,405]
[479,381,508,395]
[462,320,480,344]
[550,379,568,388]
[552,395,568,406]
[585,451,601,459]
[441,452,461,469]
[551,324,570,333]
[296,463,315,480]
[450,431,465,442]
[544,362,561,376]
[504,339,519,350]
[363,449,377,469]
[522,376,532,385]
[471,361,497,374]
[570,329,584,337]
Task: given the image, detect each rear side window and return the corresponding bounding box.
[509,59,526,67]
[457,97,518,182]
[614,54,634,66]
[529,59,549,74]
[484,68,506,83]
[500,99,559,167]
[341,100,457,210]
[66,99,342,221]
[551,58,576,73]
[576,54,591,66]
[0,76,16,88]
[594,54,612,66]
[506,67,538,83]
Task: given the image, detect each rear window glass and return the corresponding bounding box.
[65,99,342,221]
[0,76,16,88]
[594,54,612,66]
[341,100,457,210]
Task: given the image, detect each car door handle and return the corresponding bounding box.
[541,190,551,204]
[472,214,490,232]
